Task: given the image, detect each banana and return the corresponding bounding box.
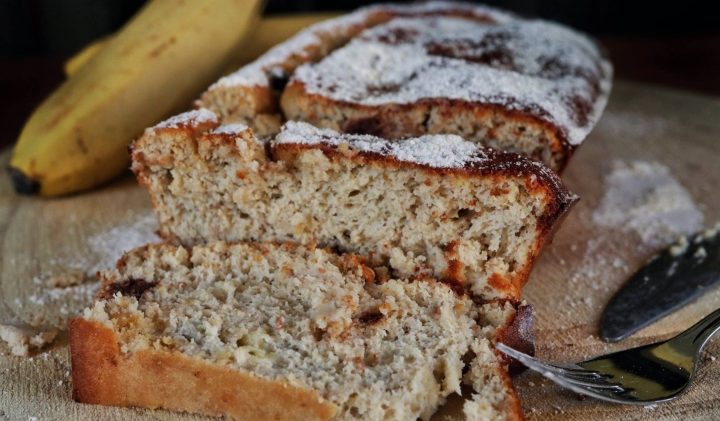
[10,0,264,196]
[64,13,340,77]
[63,36,109,77]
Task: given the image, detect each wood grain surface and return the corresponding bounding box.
[1,80,719,420]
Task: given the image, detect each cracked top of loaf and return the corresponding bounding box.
[207,1,611,151]
[209,1,514,90]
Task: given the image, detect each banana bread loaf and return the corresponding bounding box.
[199,1,612,171]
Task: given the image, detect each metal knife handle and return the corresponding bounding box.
[674,308,720,350]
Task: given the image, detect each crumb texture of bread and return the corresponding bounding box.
[71,242,521,421]
[132,116,575,300]
[199,1,611,170]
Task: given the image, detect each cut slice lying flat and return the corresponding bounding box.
[70,242,527,420]
[132,110,576,300]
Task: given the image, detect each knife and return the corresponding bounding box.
[600,226,720,342]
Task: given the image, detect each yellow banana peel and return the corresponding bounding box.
[63,36,110,77]
[64,13,340,77]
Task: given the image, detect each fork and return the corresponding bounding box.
[497,308,720,404]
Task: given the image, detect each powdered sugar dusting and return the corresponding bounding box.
[293,14,611,146]
[561,160,704,312]
[154,108,217,130]
[392,136,483,168]
[26,282,101,324]
[277,121,487,168]
[212,123,249,135]
[209,1,513,90]
[210,8,373,89]
[592,161,703,248]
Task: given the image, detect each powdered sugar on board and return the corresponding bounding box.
[12,213,160,329]
[560,159,704,312]
[292,14,611,146]
[52,212,160,277]
[592,160,704,248]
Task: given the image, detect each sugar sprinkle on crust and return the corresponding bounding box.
[153,108,217,130]
[209,1,514,91]
[211,123,250,135]
[289,14,611,147]
[276,121,487,168]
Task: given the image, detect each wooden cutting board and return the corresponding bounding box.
[1,80,720,420]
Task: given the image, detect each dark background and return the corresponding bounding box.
[1,0,719,149]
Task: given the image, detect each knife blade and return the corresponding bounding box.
[600,225,720,342]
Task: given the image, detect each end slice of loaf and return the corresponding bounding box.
[70,241,525,421]
[132,111,576,300]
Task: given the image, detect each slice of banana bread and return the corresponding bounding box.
[131,111,576,300]
[199,1,612,171]
[70,241,525,420]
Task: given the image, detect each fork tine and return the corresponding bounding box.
[551,367,604,379]
[497,343,599,378]
[520,363,631,400]
[518,358,622,389]
[496,343,629,392]
[554,375,626,390]
[551,363,607,376]
[549,374,633,403]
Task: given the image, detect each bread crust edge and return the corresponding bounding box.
[69,318,337,421]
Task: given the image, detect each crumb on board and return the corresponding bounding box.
[0,323,58,357]
[669,235,690,256]
[43,270,88,288]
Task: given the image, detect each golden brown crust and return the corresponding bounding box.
[495,363,526,421]
[495,303,535,377]
[69,318,337,421]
